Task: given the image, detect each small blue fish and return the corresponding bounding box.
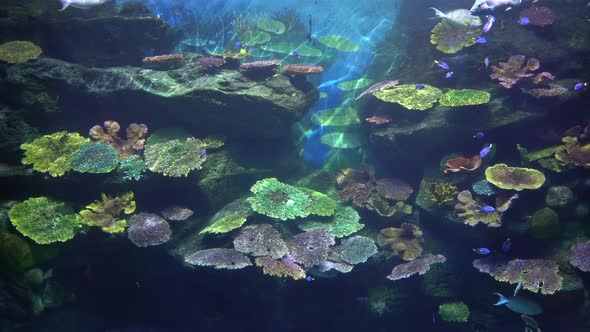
[480,144,493,158]
[434,60,449,70]
[574,82,587,91]
[200,150,207,158]
[480,205,495,213]
[502,238,512,253]
[483,15,495,33]
[305,275,314,282]
[517,260,525,267]
[474,131,485,139]
[276,26,280,33]
[292,50,300,58]
[484,56,490,69]
[475,36,487,44]
[445,71,454,79]
[416,84,424,90]
[519,16,530,25]
[234,41,242,47]
[473,248,491,255]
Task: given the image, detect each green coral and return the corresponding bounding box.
[8,197,78,244]
[373,84,442,111]
[298,187,337,217]
[260,42,323,57]
[430,21,480,54]
[20,131,90,177]
[70,142,119,174]
[426,181,458,206]
[320,132,365,149]
[485,164,545,191]
[144,137,207,177]
[317,35,359,52]
[439,89,491,107]
[200,198,253,234]
[118,155,146,181]
[257,19,286,34]
[311,108,360,127]
[297,205,364,238]
[0,233,34,273]
[77,192,136,233]
[247,178,312,220]
[337,78,374,91]
[0,41,42,64]
[530,207,560,239]
[438,301,470,323]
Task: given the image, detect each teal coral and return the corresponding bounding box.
[373,84,442,111]
[144,137,207,177]
[297,205,364,238]
[71,142,120,174]
[438,301,470,323]
[118,155,146,181]
[247,178,312,220]
[8,197,78,244]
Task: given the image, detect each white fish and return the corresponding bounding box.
[58,0,110,11]
[430,8,482,28]
[514,281,522,296]
[471,0,522,13]
[484,56,490,69]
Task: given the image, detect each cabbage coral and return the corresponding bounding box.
[20,131,90,177]
[439,89,491,107]
[9,197,78,244]
[70,142,120,174]
[118,155,146,181]
[297,205,364,238]
[144,137,207,177]
[185,248,252,270]
[438,302,470,323]
[387,254,447,280]
[373,84,442,111]
[0,41,42,63]
[335,236,378,265]
[430,22,480,54]
[127,213,172,247]
[77,192,136,233]
[485,164,545,191]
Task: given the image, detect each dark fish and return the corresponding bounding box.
[307,15,313,41]
[473,247,491,255]
[480,205,495,213]
[502,238,511,253]
[574,82,587,91]
[493,293,543,316]
[519,16,530,25]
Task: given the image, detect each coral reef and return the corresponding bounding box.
[454,190,518,227]
[545,186,574,207]
[0,41,42,64]
[127,213,172,247]
[287,228,335,268]
[520,5,554,27]
[569,241,590,272]
[372,84,442,111]
[89,121,148,159]
[334,236,378,265]
[9,197,78,244]
[438,302,470,323]
[255,255,306,280]
[144,137,207,177]
[317,35,359,52]
[430,21,480,54]
[76,192,136,234]
[530,207,560,239]
[424,181,458,206]
[311,108,360,127]
[555,137,590,168]
[443,155,482,173]
[239,60,281,72]
[490,55,554,89]
[377,223,424,261]
[20,131,89,177]
[438,89,491,107]
[355,80,399,101]
[233,224,288,259]
[282,64,325,75]
[196,56,227,71]
[161,206,193,221]
[141,54,184,70]
[199,198,252,235]
[528,84,568,98]
[297,205,364,238]
[387,254,447,281]
[185,248,252,270]
[297,187,337,217]
[118,155,146,181]
[472,180,495,196]
[70,142,120,174]
[485,164,545,191]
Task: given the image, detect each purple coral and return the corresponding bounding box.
[255,254,306,280]
[287,228,335,268]
[196,56,226,71]
[375,178,414,201]
[490,55,554,89]
[185,248,252,270]
[520,5,554,27]
[386,254,446,281]
[161,205,193,221]
[233,224,288,259]
[127,213,172,247]
[569,241,590,272]
[239,60,281,71]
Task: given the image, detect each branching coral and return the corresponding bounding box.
[373,84,442,111]
[485,164,545,191]
[0,41,42,64]
[490,55,554,89]
[77,192,136,233]
[144,137,207,177]
[127,213,172,247]
[70,142,120,174]
[9,197,78,244]
[454,190,518,227]
[118,155,146,181]
[89,121,148,159]
[185,248,252,270]
[430,21,480,54]
[377,223,424,261]
[233,224,288,259]
[387,254,446,280]
[20,131,89,177]
[425,181,458,206]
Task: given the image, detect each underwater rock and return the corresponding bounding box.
[2,57,317,139]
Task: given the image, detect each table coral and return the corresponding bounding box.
[233,224,288,259]
[185,248,252,270]
[373,84,442,111]
[77,192,136,234]
[287,228,335,268]
[9,197,78,244]
[355,80,399,101]
[0,41,42,64]
[200,198,253,235]
[70,142,120,174]
[378,223,424,261]
[255,255,306,280]
[282,64,325,75]
[387,254,446,281]
[297,205,364,238]
[335,236,378,265]
[144,137,207,177]
[439,89,491,107]
[569,241,590,272]
[430,21,480,54]
[127,213,172,247]
[485,164,545,191]
[520,5,554,27]
[161,206,193,221]
[247,178,312,220]
[297,187,337,217]
[317,35,359,52]
[89,121,148,159]
[20,131,89,177]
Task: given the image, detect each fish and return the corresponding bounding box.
[502,238,511,253]
[475,36,487,44]
[520,16,530,25]
[430,8,482,28]
[479,144,493,157]
[416,84,425,90]
[473,247,491,255]
[471,0,522,13]
[514,281,523,296]
[306,15,313,42]
[474,131,485,139]
[434,60,450,70]
[305,276,314,282]
[200,150,207,158]
[483,15,495,33]
[480,205,495,213]
[484,56,490,69]
[58,0,110,11]
[445,71,454,79]
[493,293,543,316]
[574,82,587,91]
[292,51,300,58]
[235,41,242,47]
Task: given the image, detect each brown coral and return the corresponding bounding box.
[443,155,482,173]
[377,223,424,261]
[555,136,590,168]
[282,64,324,75]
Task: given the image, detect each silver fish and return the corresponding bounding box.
[484,56,490,69]
[58,0,110,11]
